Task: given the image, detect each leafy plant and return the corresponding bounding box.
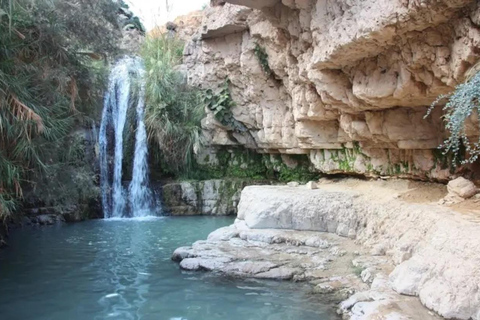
[29,133,99,210]
[426,71,480,164]
[189,148,317,182]
[203,81,234,120]
[0,0,123,220]
[268,154,319,182]
[141,34,205,177]
[118,1,146,33]
[202,80,247,132]
[254,43,272,77]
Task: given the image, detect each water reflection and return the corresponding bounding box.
[94,219,161,319]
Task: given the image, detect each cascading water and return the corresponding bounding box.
[99,57,155,218]
[128,66,153,217]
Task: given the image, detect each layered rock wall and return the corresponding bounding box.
[161,179,272,215]
[161,180,243,215]
[183,0,480,181]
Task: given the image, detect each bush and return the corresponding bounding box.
[141,35,204,177]
[0,0,123,219]
[427,71,480,164]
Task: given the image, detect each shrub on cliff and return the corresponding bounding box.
[0,0,124,222]
[427,71,480,164]
[141,35,204,177]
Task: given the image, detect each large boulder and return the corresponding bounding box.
[237,186,360,237]
[447,177,477,199]
[234,184,480,319]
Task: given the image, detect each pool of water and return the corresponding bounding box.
[0,217,338,320]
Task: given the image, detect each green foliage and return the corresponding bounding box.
[202,81,235,122]
[181,149,269,181]
[202,80,247,132]
[328,147,363,172]
[187,149,317,182]
[353,265,364,278]
[0,0,123,219]
[254,43,272,77]
[432,148,461,173]
[277,163,318,183]
[426,71,480,164]
[224,151,268,180]
[270,154,319,182]
[30,133,99,209]
[141,35,205,177]
[118,1,146,33]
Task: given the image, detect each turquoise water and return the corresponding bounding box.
[0,217,338,320]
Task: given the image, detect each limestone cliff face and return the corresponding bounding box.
[150,11,203,41]
[183,0,480,181]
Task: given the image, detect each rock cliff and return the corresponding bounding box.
[161,179,277,216]
[150,10,203,41]
[181,0,480,181]
[161,179,246,215]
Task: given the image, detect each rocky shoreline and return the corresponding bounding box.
[172,179,480,319]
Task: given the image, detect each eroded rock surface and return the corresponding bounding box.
[150,11,203,41]
[173,181,480,319]
[181,0,480,180]
[161,180,242,215]
[161,179,273,216]
[447,176,478,199]
[174,225,360,280]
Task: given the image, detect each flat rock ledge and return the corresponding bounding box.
[173,182,480,320]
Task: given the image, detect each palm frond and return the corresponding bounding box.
[0,0,123,219]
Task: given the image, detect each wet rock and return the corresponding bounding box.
[36,214,63,225]
[180,258,201,270]
[172,247,193,262]
[172,224,360,284]
[21,217,34,226]
[313,284,335,294]
[255,267,301,280]
[224,261,278,275]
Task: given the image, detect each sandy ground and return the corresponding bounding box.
[318,177,480,215]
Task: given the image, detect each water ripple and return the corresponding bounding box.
[0,217,338,320]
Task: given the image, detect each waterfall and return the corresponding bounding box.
[128,66,154,217]
[99,57,155,218]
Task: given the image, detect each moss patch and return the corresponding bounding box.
[177,148,317,183]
